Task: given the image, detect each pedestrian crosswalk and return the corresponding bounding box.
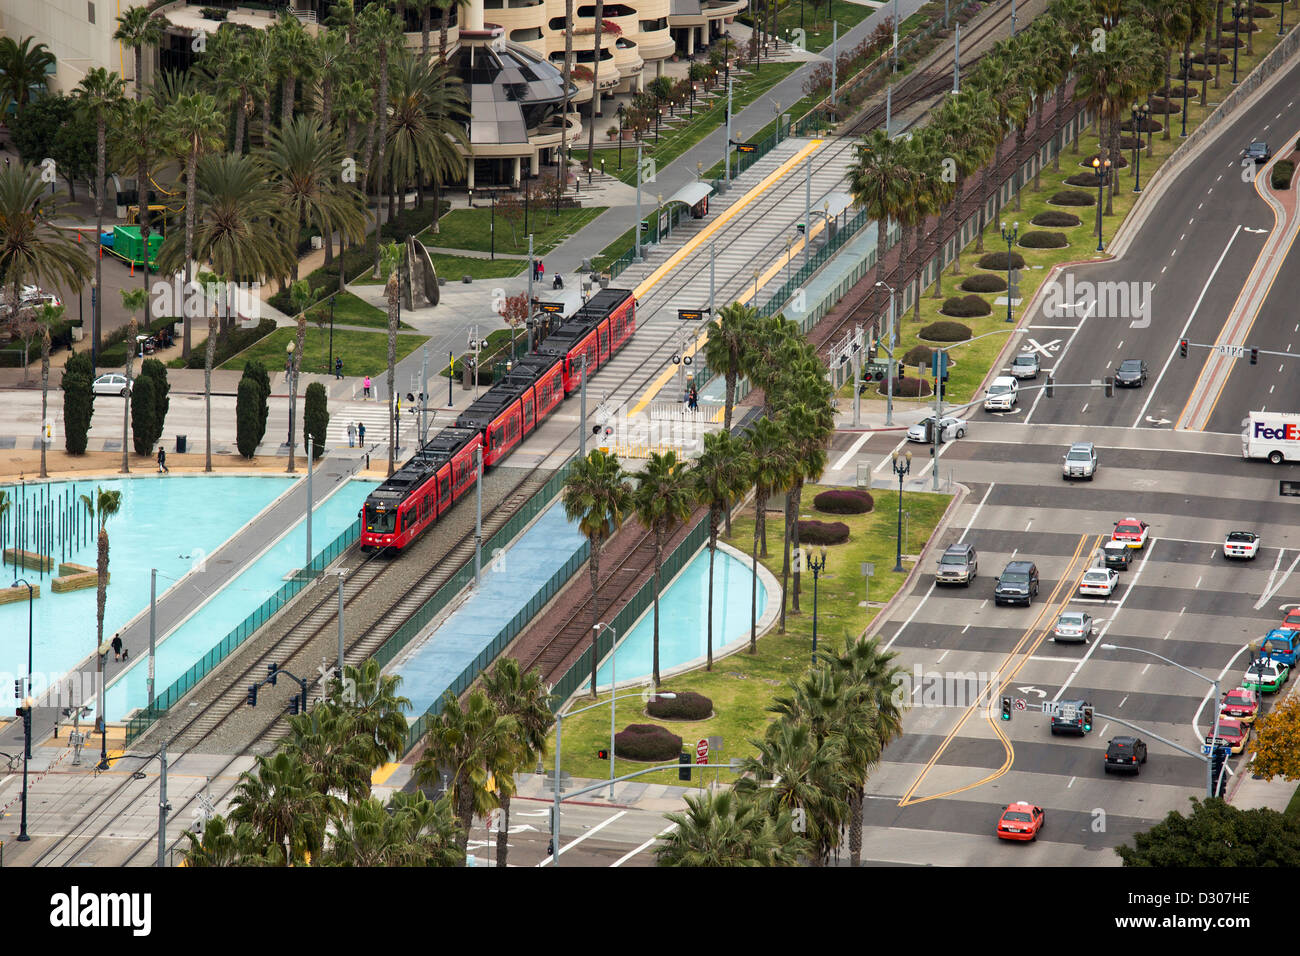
[328,400,421,451]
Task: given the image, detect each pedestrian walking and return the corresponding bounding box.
[110,633,122,662]
[347,422,357,447]
[688,386,698,412]
[538,260,545,280]
[335,357,343,379]
[363,375,372,399]
[157,447,169,472]
[358,422,366,444]
[553,273,564,289]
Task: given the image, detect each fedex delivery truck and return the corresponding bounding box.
[1243,412,1300,463]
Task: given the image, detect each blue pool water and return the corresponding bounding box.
[595,546,765,688]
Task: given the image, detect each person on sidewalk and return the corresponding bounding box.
[335,357,343,379]
[358,422,366,445]
[111,633,122,662]
[363,375,372,399]
[347,422,357,447]
[157,446,169,473]
[553,273,564,289]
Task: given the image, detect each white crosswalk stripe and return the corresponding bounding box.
[328,401,423,449]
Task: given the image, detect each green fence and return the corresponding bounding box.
[548,514,711,712]
[124,515,362,744]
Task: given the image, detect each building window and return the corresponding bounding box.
[510,27,543,41]
[640,17,668,32]
[88,2,95,23]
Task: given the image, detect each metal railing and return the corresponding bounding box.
[124,515,362,744]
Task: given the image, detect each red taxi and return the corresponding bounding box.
[1219,687,1259,724]
[1112,517,1150,549]
[996,802,1044,841]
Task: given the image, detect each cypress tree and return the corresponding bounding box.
[62,370,94,455]
[139,358,170,449]
[303,381,329,460]
[243,358,271,446]
[131,374,157,456]
[236,376,262,459]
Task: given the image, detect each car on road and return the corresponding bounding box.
[1102,540,1133,570]
[1279,608,1300,631]
[907,415,967,444]
[1078,567,1120,597]
[1219,687,1259,724]
[1010,353,1040,380]
[994,560,1039,606]
[1243,658,1290,694]
[91,374,133,397]
[1113,359,1149,387]
[1053,610,1095,643]
[1103,736,1148,774]
[1050,699,1093,736]
[935,543,978,586]
[996,802,1044,841]
[1062,441,1098,480]
[1206,717,1250,756]
[1223,530,1260,560]
[1243,141,1271,164]
[1112,517,1150,549]
[983,376,1019,411]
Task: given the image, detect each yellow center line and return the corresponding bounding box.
[626,139,826,417]
[371,761,401,787]
[897,534,1102,807]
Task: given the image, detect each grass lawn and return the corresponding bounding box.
[743,0,875,54]
[220,325,428,377]
[300,291,414,332]
[545,483,951,788]
[439,325,526,378]
[420,205,606,257]
[428,251,526,281]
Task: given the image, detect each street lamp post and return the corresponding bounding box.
[807,549,826,663]
[875,280,898,425]
[1179,55,1190,137]
[1091,157,1111,251]
[592,622,619,798]
[890,451,912,572]
[1232,2,1242,84]
[490,192,496,261]
[11,577,33,840]
[1000,221,1017,322]
[285,340,297,470]
[90,277,98,370]
[616,104,625,169]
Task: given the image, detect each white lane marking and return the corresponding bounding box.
[937,650,949,663]
[1255,551,1299,611]
[1195,575,1202,589]
[1118,696,1128,708]
[1025,519,1033,532]
[611,823,676,867]
[1270,385,1276,394]
[1192,644,1254,742]
[833,431,872,471]
[1025,301,1097,424]
[1081,403,1089,413]
[1136,226,1243,428]
[1055,539,1158,700]
[959,482,994,544]
[873,434,913,473]
[1067,776,1076,788]
[539,810,628,866]
[960,623,971,634]
[884,580,937,652]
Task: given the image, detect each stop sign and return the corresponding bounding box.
[696,738,709,764]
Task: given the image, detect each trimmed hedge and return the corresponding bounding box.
[1065,172,1103,187]
[62,352,95,455]
[1019,230,1069,249]
[1049,189,1095,207]
[1191,51,1230,65]
[813,489,874,514]
[902,344,934,366]
[97,315,178,368]
[185,318,277,369]
[977,251,1025,270]
[1273,160,1295,190]
[919,320,971,342]
[1118,135,1143,150]
[940,294,991,317]
[1145,97,1182,115]
[614,723,682,762]
[1032,210,1081,227]
[797,519,850,545]
[960,272,1007,292]
[1120,116,1164,133]
[646,691,713,721]
[877,376,932,398]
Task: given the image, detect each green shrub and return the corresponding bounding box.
[1019,230,1069,249]
[242,359,271,447]
[1118,135,1143,150]
[919,320,971,342]
[1048,190,1095,207]
[185,318,277,369]
[1145,97,1181,115]
[62,370,94,455]
[646,691,713,720]
[1191,51,1229,65]
[798,520,850,545]
[236,377,263,459]
[941,294,991,317]
[977,251,1025,271]
[813,489,874,514]
[876,375,932,397]
[1032,211,1082,227]
[960,273,1006,293]
[1064,172,1103,187]
[96,316,176,368]
[130,374,157,455]
[614,723,682,761]
[1271,160,1295,190]
[303,381,329,459]
[1121,115,1163,133]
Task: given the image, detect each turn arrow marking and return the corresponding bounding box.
[1017,686,1047,698]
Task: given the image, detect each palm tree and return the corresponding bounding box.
[337,659,411,769]
[113,7,171,100]
[80,486,122,714]
[323,791,462,865]
[73,68,127,361]
[195,269,222,472]
[0,37,55,117]
[378,242,403,476]
[36,303,65,479]
[701,300,756,437]
[972,50,1029,235]
[773,382,833,617]
[847,130,908,334]
[273,14,316,130]
[691,430,752,671]
[931,91,996,275]
[359,3,401,278]
[480,657,553,868]
[202,26,258,156]
[656,790,809,866]
[387,52,470,218]
[561,449,634,695]
[633,451,696,687]
[585,0,608,172]
[741,417,795,653]
[110,97,167,299]
[181,815,266,867]
[284,702,373,803]
[558,0,577,196]
[229,751,333,863]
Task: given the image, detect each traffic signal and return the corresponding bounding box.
[289,694,301,716]
[1210,746,1228,796]
[596,748,609,760]
[1104,376,1114,398]
[1179,338,1188,358]
[1250,347,1259,365]
[267,662,279,686]
[246,684,258,707]
[678,751,692,782]
[13,679,20,699]
[1045,375,1054,398]
[1082,705,1094,732]
[1000,696,1012,721]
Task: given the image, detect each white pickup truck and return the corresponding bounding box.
[1243,411,1300,463]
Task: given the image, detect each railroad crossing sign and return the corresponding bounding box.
[696,738,709,765]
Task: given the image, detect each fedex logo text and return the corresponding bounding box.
[1254,422,1300,441]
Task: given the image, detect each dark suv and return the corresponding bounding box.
[1243,141,1271,164]
[935,543,978,586]
[1114,359,1148,388]
[1050,699,1093,736]
[1103,736,1148,773]
[994,561,1040,606]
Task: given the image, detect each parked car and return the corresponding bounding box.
[1062,441,1097,480]
[1219,687,1259,724]
[1103,736,1147,774]
[1206,717,1250,755]
[91,374,132,397]
[1243,658,1290,694]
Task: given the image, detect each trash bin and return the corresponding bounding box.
[176,435,187,453]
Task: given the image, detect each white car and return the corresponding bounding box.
[92,374,133,397]
[1223,530,1260,560]
[1078,567,1120,597]
[1010,353,1040,379]
[983,376,1019,411]
[907,416,967,443]
[1053,611,1095,643]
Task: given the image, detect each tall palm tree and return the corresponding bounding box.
[701,300,755,437]
[931,91,997,275]
[386,51,470,215]
[379,242,403,476]
[742,417,795,653]
[480,657,553,868]
[847,130,908,335]
[561,449,633,695]
[972,50,1028,236]
[111,97,168,300]
[80,485,122,716]
[338,659,411,768]
[113,7,171,100]
[270,13,315,131]
[558,0,576,196]
[181,816,267,867]
[0,37,55,117]
[359,3,401,279]
[229,750,333,863]
[284,702,374,802]
[656,790,809,866]
[196,269,222,472]
[633,451,696,687]
[323,791,462,865]
[586,0,608,172]
[118,294,147,473]
[691,430,752,670]
[74,69,127,362]
[772,378,833,616]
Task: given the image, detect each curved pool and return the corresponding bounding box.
[594,543,770,689]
